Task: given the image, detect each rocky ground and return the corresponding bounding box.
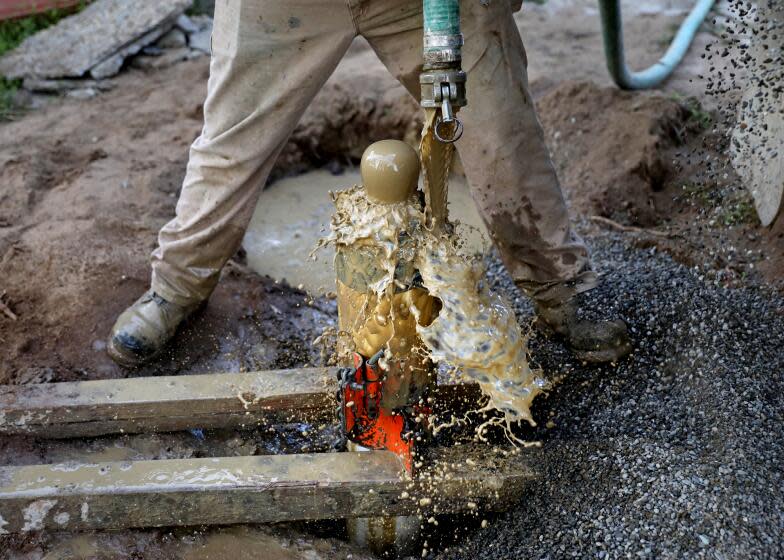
[1,1,783,559]
[432,237,784,559]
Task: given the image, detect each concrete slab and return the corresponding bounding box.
[0,0,191,80]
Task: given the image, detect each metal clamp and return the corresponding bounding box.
[423,33,464,65]
[420,69,467,144]
[434,84,464,143]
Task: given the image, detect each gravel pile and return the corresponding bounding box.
[436,233,784,559]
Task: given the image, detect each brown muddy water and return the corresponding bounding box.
[243,169,488,295]
[322,182,544,428]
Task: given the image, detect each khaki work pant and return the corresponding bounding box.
[151,0,596,307]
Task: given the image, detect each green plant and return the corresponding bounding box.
[720,197,757,227]
[0,77,20,119]
[187,0,215,16]
[0,6,82,56]
[670,93,712,130]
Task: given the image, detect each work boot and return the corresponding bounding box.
[533,294,632,363]
[107,291,200,368]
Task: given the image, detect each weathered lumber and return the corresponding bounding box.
[0,450,534,533]
[0,368,335,438]
[0,368,483,438]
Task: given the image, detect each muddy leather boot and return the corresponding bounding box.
[534,294,632,363]
[107,291,200,368]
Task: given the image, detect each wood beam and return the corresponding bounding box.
[0,368,334,438]
[0,450,533,533]
[0,369,483,439]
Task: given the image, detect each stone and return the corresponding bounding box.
[157,28,187,49]
[0,0,191,80]
[66,88,99,100]
[89,54,124,80]
[22,78,114,93]
[130,48,198,71]
[90,23,178,79]
[188,15,214,31]
[175,14,200,35]
[188,28,213,55]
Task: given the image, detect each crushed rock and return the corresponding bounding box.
[435,232,784,560]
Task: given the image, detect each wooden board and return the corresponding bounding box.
[0,368,335,438]
[0,450,533,533]
[0,368,483,438]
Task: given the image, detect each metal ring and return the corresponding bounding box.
[434,117,464,144]
[423,33,464,48]
[423,49,462,65]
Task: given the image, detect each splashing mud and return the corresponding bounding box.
[320,186,545,427]
[414,234,546,425]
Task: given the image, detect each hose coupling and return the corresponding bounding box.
[420,68,467,143]
[423,33,464,65]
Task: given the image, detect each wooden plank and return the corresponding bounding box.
[0,369,482,439]
[0,450,534,533]
[0,368,335,438]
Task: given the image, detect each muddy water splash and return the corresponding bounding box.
[319,109,545,427]
[414,234,545,425]
[321,189,545,427]
[417,108,544,427]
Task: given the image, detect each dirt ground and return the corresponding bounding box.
[1,1,783,558]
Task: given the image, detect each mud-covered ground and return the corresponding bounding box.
[1,1,783,559]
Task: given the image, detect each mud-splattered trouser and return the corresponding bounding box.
[151,0,597,307]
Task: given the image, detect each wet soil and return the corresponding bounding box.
[0,1,782,558]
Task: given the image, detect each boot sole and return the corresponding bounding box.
[573,341,633,364]
[107,337,158,369]
[534,318,633,364]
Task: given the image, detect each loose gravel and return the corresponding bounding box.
[435,232,784,560]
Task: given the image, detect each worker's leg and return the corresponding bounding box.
[361,0,630,362]
[360,0,595,304]
[151,0,356,306]
[109,0,356,367]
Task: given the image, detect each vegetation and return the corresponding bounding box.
[669,93,713,131]
[680,181,758,227]
[720,196,757,227]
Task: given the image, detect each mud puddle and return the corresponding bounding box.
[243,168,487,295]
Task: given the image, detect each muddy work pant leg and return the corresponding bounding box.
[361,0,596,305]
[151,0,356,306]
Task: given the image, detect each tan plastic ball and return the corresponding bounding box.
[360,140,420,204]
